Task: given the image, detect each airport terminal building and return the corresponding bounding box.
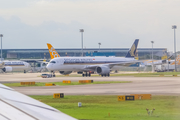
[2,48,167,60]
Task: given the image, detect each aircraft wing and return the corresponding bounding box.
[142,59,167,66]
[20,59,50,63]
[0,84,77,120]
[84,60,140,71]
[108,60,140,67]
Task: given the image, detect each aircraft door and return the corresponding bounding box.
[59,59,64,65]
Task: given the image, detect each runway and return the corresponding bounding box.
[0,73,180,95]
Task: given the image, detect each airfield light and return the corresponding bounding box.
[151,41,154,72]
[0,34,3,61]
[98,42,101,51]
[172,25,177,72]
[80,29,84,56]
[78,102,82,107]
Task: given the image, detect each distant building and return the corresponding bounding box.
[3,48,167,60]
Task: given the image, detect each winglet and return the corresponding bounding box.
[47,43,60,59]
[125,39,139,58]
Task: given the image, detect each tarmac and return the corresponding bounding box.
[0,73,180,95]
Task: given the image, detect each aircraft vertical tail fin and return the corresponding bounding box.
[125,39,139,58]
[47,43,60,59]
[171,54,180,65]
[177,54,180,65]
[0,62,5,68]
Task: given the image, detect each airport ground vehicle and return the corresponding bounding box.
[155,64,177,72]
[41,74,52,78]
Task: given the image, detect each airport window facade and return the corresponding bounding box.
[3,48,167,60]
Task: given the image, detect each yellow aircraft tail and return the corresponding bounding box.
[170,54,180,65]
[47,43,60,59]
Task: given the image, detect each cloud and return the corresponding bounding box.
[0,0,179,51]
[0,16,138,49]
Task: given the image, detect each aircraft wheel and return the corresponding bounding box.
[84,72,86,77]
[101,75,103,77]
[104,74,106,77]
[107,74,110,77]
[82,74,84,77]
[89,73,91,77]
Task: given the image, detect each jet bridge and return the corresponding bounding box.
[20,59,48,72]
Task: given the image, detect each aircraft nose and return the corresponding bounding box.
[46,64,52,70]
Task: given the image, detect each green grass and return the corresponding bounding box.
[110,72,180,77]
[30,95,180,120]
[3,81,131,87]
[39,72,180,77]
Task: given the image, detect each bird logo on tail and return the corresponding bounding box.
[129,44,136,57]
[125,39,139,58]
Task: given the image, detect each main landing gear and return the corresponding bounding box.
[82,72,91,77]
[101,74,110,77]
[51,71,56,77]
[82,72,110,77]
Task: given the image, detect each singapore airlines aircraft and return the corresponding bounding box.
[46,39,140,77]
[0,61,31,73]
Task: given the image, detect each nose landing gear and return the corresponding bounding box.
[51,71,56,77]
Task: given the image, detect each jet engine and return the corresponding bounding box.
[139,63,145,68]
[96,66,110,75]
[59,71,72,75]
[2,66,12,72]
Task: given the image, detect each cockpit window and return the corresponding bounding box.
[50,61,56,63]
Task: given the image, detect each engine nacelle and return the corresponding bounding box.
[96,66,110,75]
[2,66,12,72]
[139,63,145,68]
[59,71,72,75]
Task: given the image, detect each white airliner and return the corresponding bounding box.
[46,39,140,77]
[0,61,31,73]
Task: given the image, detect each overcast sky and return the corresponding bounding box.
[0,0,179,52]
